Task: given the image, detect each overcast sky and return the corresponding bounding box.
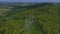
[0,0,60,2]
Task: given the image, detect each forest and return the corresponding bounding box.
[0,3,60,34]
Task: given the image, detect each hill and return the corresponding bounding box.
[0,3,60,34]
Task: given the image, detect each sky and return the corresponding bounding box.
[0,0,60,2]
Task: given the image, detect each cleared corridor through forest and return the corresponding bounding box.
[24,11,34,32]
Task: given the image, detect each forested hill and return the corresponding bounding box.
[0,3,60,34]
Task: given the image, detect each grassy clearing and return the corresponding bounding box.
[0,8,11,15]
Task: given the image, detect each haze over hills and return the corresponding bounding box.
[0,2,40,7]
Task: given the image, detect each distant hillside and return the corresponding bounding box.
[0,2,40,7]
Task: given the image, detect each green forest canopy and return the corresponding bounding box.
[0,3,60,34]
